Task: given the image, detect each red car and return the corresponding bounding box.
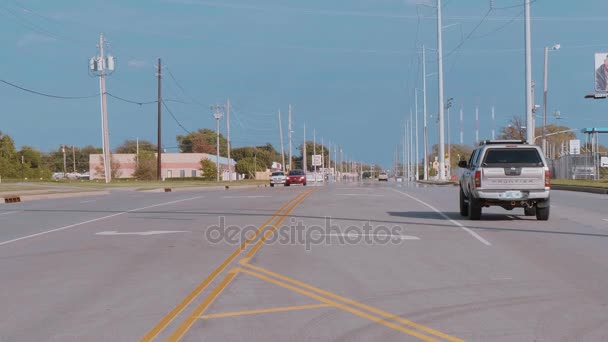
[285,169,307,186]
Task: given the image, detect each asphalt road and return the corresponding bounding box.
[1,182,608,341]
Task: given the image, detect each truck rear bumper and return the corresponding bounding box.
[474,189,550,200]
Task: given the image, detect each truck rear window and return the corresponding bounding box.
[482,148,543,167]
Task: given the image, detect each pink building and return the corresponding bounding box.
[89,153,236,180]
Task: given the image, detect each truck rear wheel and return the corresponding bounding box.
[536,201,550,221]
[468,197,482,220]
[459,188,468,217]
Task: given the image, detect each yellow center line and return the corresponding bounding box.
[198,303,332,319]
[164,190,316,341]
[167,269,238,341]
[245,189,315,259]
[236,268,442,342]
[238,262,464,342]
[140,190,312,342]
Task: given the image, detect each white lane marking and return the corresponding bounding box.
[96,230,188,236]
[80,200,96,203]
[322,233,419,241]
[603,219,608,223]
[0,211,19,216]
[336,194,384,197]
[391,189,492,246]
[507,215,515,219]
[0,196,205,246]
[222,195,268,199]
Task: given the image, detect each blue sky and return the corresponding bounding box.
[1,0,608,167]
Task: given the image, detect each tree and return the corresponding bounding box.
[200,158,217,181]
[44,145,102,173]
[235,157,265,179]
[115,139,156,154]
[94,155,122,179]
[499,116,527,140]
[298,141,329,171]
[232,144,281,169]
[177,129,227,155]
[133,151,157,180]
[0,132,19,178]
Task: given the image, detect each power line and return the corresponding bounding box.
[105,92,157,105]
[165,67,205,107]
[161,100,192,134]
[0,79,97,99]
[492,0,538,10]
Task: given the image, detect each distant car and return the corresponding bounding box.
[270,171,286,187]
[378,173,388,181]
[52,172,65,181]
[285,169,307,186]
[396,177,403,182]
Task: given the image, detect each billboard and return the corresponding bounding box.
[595,52,608,92]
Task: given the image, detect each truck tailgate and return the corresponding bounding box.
[482,167,545,190]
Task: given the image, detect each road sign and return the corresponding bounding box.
[569,140,581,155]
[312,155,322,166]
[601,157,608,168]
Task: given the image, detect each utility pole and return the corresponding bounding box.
[226,99,232,181]
[72,146,76,173]
[278,109,286,172]
[62,145,67,177]
[136,138,139,163]
[303,124,307,172]
[414,89,419,181]
[410,113,414,180]
[91,33,112,183]
[212,105,223,182]
[313,129,317,179]
[524,0,534,143]
[321,137,325,177]
[459,105,464,145]
[288,105,293,171]
[436,0,446,181]
[492,105,496,140]
[422,45,429,181]
[403,121,407,179]
[475,103,480,144]
[157,58,162,181]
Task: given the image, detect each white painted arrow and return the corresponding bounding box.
[96,230,189,236]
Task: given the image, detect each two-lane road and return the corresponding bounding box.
[1,183,607,341]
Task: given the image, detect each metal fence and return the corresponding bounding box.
[548,153,607,180]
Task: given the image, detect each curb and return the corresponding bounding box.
[552,185,608,195]
[1,190,110,203]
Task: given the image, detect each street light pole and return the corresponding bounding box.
[542,43,560,154]
[422,45,429,181]
[212,105,223,182]
[436,0,446,181]
[524,0,534,144]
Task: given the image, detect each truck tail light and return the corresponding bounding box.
[545,170,551,188]
[474,170,481,188]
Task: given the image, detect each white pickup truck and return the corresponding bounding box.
[458,140,551,221]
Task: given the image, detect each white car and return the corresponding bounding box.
[270,171,286,187]
[378,173,389,181]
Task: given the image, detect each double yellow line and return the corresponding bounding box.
[141,189,314,342]
[235,262,464,342]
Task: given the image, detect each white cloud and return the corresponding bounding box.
[127,59,149,69]
[17,33,56,48]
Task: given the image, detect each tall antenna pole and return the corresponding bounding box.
[226,99,232,181]
[403,121,407,179]
[524,0,534,143]
[422,45,429,181]
[437,0,446,181]
[278,109,286,172]
[414,89,419,181]
[288,105,293,171]
[156,58,162,181]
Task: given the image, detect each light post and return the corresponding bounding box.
[211,105,224,183]
[542,43,561,154]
